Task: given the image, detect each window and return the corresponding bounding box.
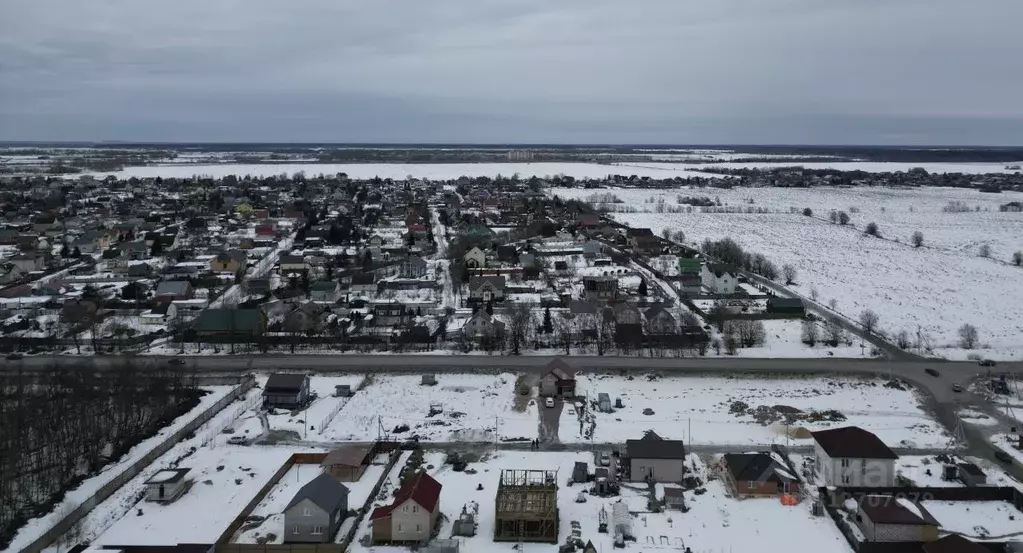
[311,526,323,535]
[402,505,409,514]
[841,475,851,485]
[293,525,300,535]
[398,524,403,532]
[412,505,419,514]
[416,524,422,532]
[747,481,756,489]
[840,458,850,468]
[303,507,311,516]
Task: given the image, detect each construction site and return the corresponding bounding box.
[493,469,560,544]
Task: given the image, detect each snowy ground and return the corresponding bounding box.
[567,374,946,448]
[261,375,366,438]
[349,450,851,553]
[921,500,1023,539]
[732,318,867,358]
[551,186,1023,359]
[315,374,537,442]
[3,386,234,553]
[615,160,1023,175]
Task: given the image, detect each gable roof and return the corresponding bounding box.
[626,433,686,460]
[286,472,349,514]
[811,426,898,460]
[858,495,938,526]
[723,453,796,484]
[193,308,264,333]
[370,472,442,520]
[545,358,574,380]
[265,373,308,393]
[468,275,506,291]
[155,280,191,296]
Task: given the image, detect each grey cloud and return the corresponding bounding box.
[1,0,1022,144]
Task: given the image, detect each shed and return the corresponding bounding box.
[335,384,353,397]
[957,462,987,486]
[597,393,612,413]
[321,445,374,481]
[421,539,460,553]
[144,468,190,503]
[422,374,438,386]
[662,485,687,510]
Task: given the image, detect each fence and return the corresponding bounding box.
[21,377,257,553]
[336,448,402,551]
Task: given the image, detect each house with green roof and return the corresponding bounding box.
[192,308,267,338]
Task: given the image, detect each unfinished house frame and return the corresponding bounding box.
[494,469,559,543]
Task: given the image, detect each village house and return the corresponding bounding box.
[120,240,150,261]
[461,311,505,341]
[350,273,377,295]
[154,280,194,302]
[643,304,677,335]
[627,228,658,255]
[467,275,506,304]
[463,246,487,269]
[280,254,311,276]
[539,359,576,397]
[855,494,940,543]
[370,472,443,543]
[8,254,45,273]
[140,303,177,326]
[210,250,246,273]
[283,473,350,543]
[722,453,799,497]
[702,264,738,294]
[626,431,687,483]
[399,256,428,279]
[582,275,618,302]
[263,373,311,409]
[812,426,898,487]
[309,280,341,303]
[192,308,267,339]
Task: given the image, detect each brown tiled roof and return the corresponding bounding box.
[811,426,898,459]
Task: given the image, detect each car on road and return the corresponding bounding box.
[995,450,1014,464]
[979,359,997,367]
[5,353,23,360]
[598,453,610,466]
[227,436,248,446]
[545,397,555,408]
[952,384,964,393]
[925,368,940,377]
[169,358,186,366]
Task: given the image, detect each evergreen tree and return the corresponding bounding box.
[638,278,648,296]
[542,307,553,334]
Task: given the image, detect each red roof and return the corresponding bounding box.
[370,472,442,520]
[407,224,427,232]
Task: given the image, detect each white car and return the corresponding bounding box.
[545,397,555,408]
[599,453,610,466]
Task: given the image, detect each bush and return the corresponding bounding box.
[865,222,880,237]
[802,208,813,217]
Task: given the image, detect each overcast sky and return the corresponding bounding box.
[2,0,1022,145]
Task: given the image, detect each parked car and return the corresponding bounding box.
[5,353,23,360]
[995,450,1013,464]
[545,397,555,408]
[599,453,610,466]
[169,358,186,366]
[979,359,997,367]
[227,436,248,446]
[952,384,964,393]
[925,368,940,377]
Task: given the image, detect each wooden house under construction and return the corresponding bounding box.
[494,469,559,543]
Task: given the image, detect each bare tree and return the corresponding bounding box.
[911,231,924,248]
[507,303,533,355]
[859,309,880,334]
[661,227,672,240]
[724,334,739,355]
[838,211,850,225]
[979,244,992,258]
[711,337,722,355]
[809,287,819,302]
[60,300,98,354]
[800,320,819,346]
[865,222,880,237]
[958,323,979,349]
[671,230,686,243]
[894,330,912,350]
[828,298,837,310]
[708,300,728,331]
[556,313,574,355]
[823,319,845,346]
[782,264,797,285]
[726,320,765,348]
[1013,250,1023,266]
[829,210,839,224]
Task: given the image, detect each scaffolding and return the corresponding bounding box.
[494,469,559,543]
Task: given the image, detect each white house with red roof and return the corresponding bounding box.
[370,472,442,543]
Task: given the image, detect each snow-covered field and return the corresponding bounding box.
[3,386,234,553]
[567,374,946,448]
[321,374,537,442]
[552,186,1023,359]
[615,160,1023,175]
[349,450,851,553]
[921,500,1023,538]
[733,318,866,358]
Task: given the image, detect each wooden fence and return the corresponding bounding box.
[21,377,257,553]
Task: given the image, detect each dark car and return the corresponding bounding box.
[5,353,24,360]
[925,368,940,377]
[169,358,186,366]
[979,359,997,367]
[995,450,1013,464]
